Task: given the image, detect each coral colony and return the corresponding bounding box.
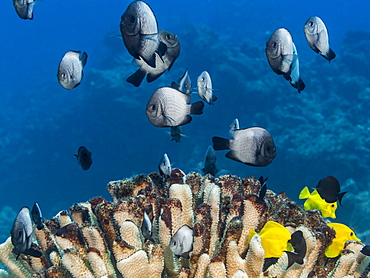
[0,169,369,277]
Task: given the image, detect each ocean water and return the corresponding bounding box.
[0,0,370,242]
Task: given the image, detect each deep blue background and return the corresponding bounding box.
[0,0,369,240]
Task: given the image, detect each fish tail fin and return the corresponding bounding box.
[80,52,88,67]
[337,191,348,206]
[190,101,204,115]
[126,69,146,87]
[298,186,310,199]
[212,137,230,150]
[286,252,304,269]
[297,79,306,93]
[326,49,336,62]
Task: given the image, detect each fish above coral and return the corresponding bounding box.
[1,171,369,278]
[74,146,92,170]
[57,50,88,90]
[13,0,35,20]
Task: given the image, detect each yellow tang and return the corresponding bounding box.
[248,221,293,258]
[299,186,337,218]
[325,223,360,258]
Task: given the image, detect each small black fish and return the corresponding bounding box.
[74,146,92,170]
[11,207,42,259]
[315,176,347,205]
[31,202,44,230]
[257,176,268,202]
[286,230,307,268]
[169,126,185,143]
[13,0,35,20]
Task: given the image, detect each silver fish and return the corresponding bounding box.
[57,50,88,90]
[197,71,217,105]
[146,87,204,127]
[304,16,336,61]
[266,28,305,93]
[158,153,171,177]
[74,146,92,170]
[120,1,159,68]
[229,118,240,138]
[169,126,185,142]
[141,211,153,241]
[266,28,294,75]
[172,69,192,95]
[170,224,193,259]
[200,145,219,176]
[127,30,180,87]
[13,0,35,20]
[31,202,43,230]
[11,206,42,258]
[212,127,276,167]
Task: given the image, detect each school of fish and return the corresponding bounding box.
[9,0,368,270]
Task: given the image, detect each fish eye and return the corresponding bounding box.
[331,204,334,207]
[166,34,172,40]
[309,22,314,27]
[128,15,136,24]
[172,241,176,246]
[61,73,66,78]
[150,104,156,111]
[272,42,277,48]
[350,232,353,236]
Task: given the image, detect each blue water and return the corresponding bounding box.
[0,0,370,240]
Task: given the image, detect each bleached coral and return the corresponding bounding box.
[0,170,369,277]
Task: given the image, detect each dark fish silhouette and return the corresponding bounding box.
[146,87,204,127]
[74,146,92,170]
[213,127,276,167]
[31,202,43,230]
[120,0,159,68]
[57,50,88,90]
[315,176,347,205]
[286,230,307,269]
[13,0,35,20]
[11,207,42,259]
[304,16,336,61]
[169,126,185,142]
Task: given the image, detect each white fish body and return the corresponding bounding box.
[170,225,193,258]
[288,43,305,93]
[304,16,336,61]
[197,71,217,105]
[178,69,192,95]
[57,51,88,90]
[158,153,172,177]
[146,87,204,127]
[13,0,35,19]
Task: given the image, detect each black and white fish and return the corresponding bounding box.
[127,30,180,87]
[172,69,192,95]
[212,127,276,167]
[74,146,92,170]
[266,28,305,93]
[11,207,42,258]
[120,0,159,68]
[304,16,336,61]
[197,71,217,105]
[13,0,35,20]
[141,211,154,242]
[158,153,171,177]
[31,202,43,230]
[315,176,347,205]
[57,50,88,90]
[146,87,204,127]
[170,225,193,259]
[199,145,220,176]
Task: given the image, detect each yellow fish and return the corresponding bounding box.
[325,223,360,258]
[299,186,337,218]
[248,221,293,258]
